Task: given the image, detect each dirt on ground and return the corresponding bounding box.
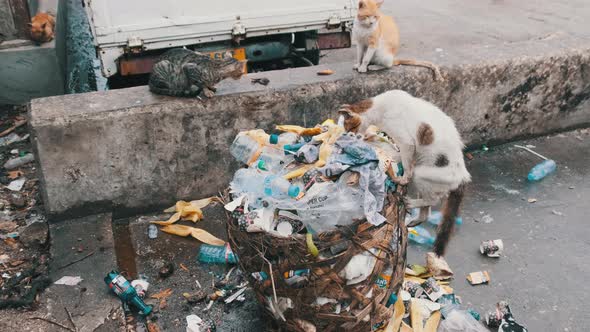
[0,105,50,311]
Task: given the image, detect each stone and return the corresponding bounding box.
[9,193,26,208]
[19,219,49,246]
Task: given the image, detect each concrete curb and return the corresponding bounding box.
[30,47,590,218]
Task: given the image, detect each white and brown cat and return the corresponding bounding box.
[339,90,471,256]
[353,0,442,80]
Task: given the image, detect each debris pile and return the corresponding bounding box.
[0,105,49,309]
[223,118,408,330]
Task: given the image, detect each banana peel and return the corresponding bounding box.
[276,125,322,136]
[424,311,441,332]
[384,290,404,332]
[152,197,221,225]
[160,224,225,246]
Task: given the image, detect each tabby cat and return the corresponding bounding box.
[148,48,246,98]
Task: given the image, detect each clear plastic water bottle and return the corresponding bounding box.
[527,159,556,181]
[230,168,299,198]
[427,211,463,226]
[256,146,293,172]
[198,244,238,264]
[230,130,270,165]
[264,175,300,198]
[147,224,158,239]
[230,132,262,165]
[269,132,298,147]
[408,225,435,245]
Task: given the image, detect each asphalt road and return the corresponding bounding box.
[322,0,590,65]
[121,129,589,331]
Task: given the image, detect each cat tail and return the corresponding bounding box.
[394,59,443,81]
[433,182,466,256]
[148,85,195,97]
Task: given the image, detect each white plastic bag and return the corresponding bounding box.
[438,310,488,332]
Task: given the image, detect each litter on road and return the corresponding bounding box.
[54,276,83,286]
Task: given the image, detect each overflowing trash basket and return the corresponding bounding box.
[223,118,408,330]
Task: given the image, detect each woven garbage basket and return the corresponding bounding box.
[226,189,408,331]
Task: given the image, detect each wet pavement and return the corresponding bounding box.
[321,0,590,66]
[410,129,590,332]
[118,129,588,331]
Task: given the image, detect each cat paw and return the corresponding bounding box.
[203,89,215,98]
[357,65,368,73]
[353,63,361,70]
[396,175,410,186]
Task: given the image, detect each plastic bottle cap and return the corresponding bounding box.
[287,185,300,198]
[269,134,279,144]
[257,160,267,170]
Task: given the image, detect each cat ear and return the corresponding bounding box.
[375,0,384,7]
[41,22,47,29]
[358,0,364,9]
[338,106,354,119]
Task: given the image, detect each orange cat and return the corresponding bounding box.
[29,12,55,43]
[353,0,442,80]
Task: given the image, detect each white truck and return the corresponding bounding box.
[84,0,355,85]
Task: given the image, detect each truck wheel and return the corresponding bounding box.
[293,31,320,66]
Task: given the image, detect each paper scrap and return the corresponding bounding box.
[467,271,490,285]
[7,178,25,191]
[54,276,83,286]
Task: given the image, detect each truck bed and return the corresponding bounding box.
[84,0,355,76]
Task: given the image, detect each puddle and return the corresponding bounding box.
[111,218,138,279]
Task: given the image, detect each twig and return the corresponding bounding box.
[0,119,26,137]
[64,306,78,332]
[514,144,548,160]
[30,316,75,331]
[57,251,95,270]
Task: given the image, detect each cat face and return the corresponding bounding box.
[29,21,47,41]
[357,0,383,28]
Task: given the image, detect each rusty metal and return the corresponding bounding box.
[119,48,248,76]
[119,54,159,76]
[317,31,351,50]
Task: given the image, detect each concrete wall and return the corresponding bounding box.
[30,47,590,219]
[0,41,64,105]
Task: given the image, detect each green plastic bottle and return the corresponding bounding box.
[104,270,152,315]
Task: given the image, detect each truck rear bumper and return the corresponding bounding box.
[117,31,351,77]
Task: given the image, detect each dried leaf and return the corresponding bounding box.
[0,221,18,232]
[4,237,18,249]
[146,322,161,332]
[9,260,24,267]
[179,263,189,272]
[150,288,173,299]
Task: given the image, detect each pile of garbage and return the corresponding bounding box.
[223,118,408,330]
[226,118,402,235]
